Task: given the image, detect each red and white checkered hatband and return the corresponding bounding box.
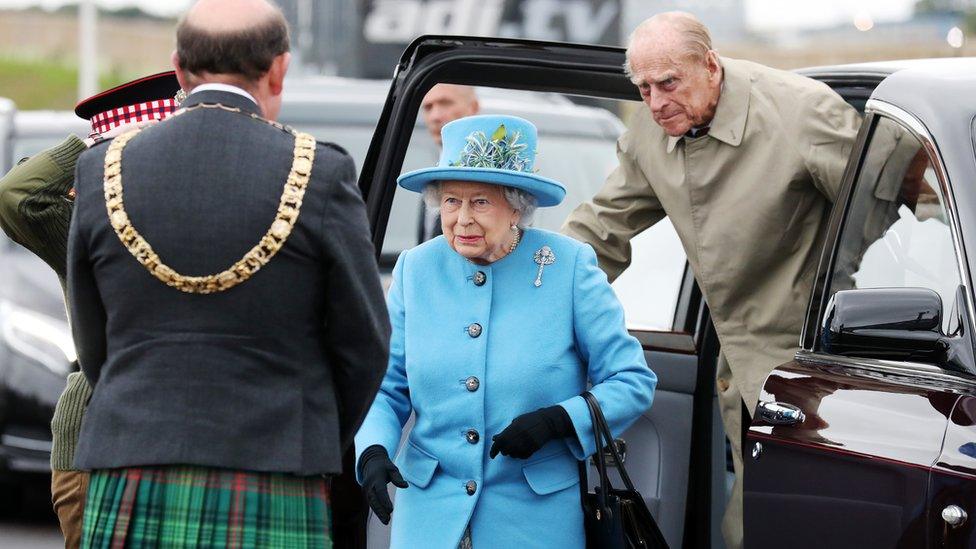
[89,98,180,136]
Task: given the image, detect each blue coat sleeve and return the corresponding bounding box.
[354,250,413,483]
[557,243,657,459]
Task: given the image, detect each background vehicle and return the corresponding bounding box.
[0,98,15,176]
[0,109,86,480]
[358,36,976,548]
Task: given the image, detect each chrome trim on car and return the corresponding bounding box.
[794,350,976,390]
[0,434,52,452]
[942,505,968,528]
[864,99,976,345]
[756,401,806,426]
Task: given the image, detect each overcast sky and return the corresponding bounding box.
[0,0,918,30]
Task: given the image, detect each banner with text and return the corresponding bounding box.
[359,0,621,77]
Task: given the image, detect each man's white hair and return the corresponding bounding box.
[624,11,713,78]
[422,182,538,228]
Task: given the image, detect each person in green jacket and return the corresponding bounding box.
[0,71,181,548]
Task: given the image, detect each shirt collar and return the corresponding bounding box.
[666,57,751,154]
[188,83,258,106]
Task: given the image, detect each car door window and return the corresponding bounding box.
[612,220,686,331]
[828,115,961,333]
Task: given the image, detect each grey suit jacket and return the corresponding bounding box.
[68,90,390,475]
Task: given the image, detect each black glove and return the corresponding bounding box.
[489,405,575,459]
[358,445,408,525]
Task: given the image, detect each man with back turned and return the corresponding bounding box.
[67,0,389,544]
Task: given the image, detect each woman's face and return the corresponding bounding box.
[439,180,520,265]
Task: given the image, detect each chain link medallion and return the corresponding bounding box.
[102,104,316,294]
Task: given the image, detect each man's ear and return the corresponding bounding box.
[171,50,192,92]
[706,50,721,82]
[268,52,291,96]
[469,98,481,116]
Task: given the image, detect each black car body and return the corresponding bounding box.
[360,37,976,548]
[747,59,976,547]
[0,241,70,477]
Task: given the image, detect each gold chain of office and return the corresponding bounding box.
[102,102,316,294]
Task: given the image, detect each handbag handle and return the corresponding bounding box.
[582,391,612,520]
[582,391,640,495]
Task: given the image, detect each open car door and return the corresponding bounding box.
[356,36,728,549]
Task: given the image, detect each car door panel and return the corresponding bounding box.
[746,357,958,548]
[580,337,698,548]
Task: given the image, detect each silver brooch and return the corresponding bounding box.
[533,246,555,287]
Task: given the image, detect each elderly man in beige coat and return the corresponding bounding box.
[562,12,861,549]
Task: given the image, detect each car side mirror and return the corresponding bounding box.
[822,288,948,364]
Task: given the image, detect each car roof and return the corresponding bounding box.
[797,57,975,80]
[797,57,976,122]
[869,58,976,123]
[801,57,975,180]
[13,110,89,138]
[281,76,624,139]
[283,75,574,105]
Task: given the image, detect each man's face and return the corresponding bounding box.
[421,84,479,146]
[628,42,722,137]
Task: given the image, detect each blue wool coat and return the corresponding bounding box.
[355,228,657,549]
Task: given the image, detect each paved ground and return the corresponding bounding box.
[0,475,63,548]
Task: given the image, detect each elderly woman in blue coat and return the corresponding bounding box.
[355,114,656,549]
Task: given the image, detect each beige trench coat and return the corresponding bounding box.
[563,57,862,411]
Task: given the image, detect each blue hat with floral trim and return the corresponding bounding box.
[397,114,566,207]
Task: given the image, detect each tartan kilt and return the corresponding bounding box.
[81,465,332,549]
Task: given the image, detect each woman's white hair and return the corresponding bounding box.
[422,182,538,227]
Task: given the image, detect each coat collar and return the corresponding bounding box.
[666,57,751,154]
[181,88,262,116]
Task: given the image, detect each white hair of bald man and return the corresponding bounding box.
[422,182,538,228]
[624,11,713,78]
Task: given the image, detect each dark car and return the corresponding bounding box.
[359,37,976,548]
[0,110,93,482]
[748,59,976,548]
[0,240,71,477]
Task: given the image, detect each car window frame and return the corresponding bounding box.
[803,99,976,376]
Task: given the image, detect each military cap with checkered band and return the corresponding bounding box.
[74,70,183,138]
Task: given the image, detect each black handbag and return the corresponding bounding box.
[579,391,669,549]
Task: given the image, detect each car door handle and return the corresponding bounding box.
[757,401,806,426]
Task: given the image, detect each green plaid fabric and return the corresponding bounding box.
[81,466,332,548]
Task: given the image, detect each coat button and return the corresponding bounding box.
[467,323,482,338]
[465,376,480,392]
[473,271,487,286]
[466,429,480,444]
[465,480,477,495]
